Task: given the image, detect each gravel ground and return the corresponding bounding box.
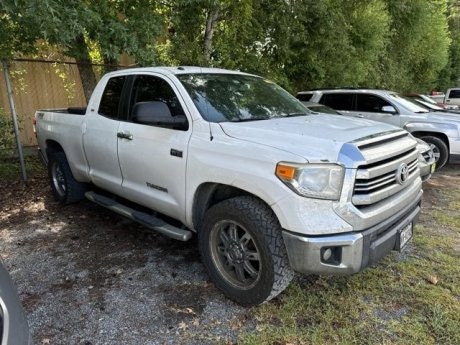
[0,171,255,344]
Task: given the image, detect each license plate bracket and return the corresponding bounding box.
[396,222,413,251]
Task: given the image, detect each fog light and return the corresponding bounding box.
[322,248,332,261]
[320,246,342,265]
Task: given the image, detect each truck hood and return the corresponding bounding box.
[219,114,400,163]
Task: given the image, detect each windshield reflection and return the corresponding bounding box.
[178,74,310,122]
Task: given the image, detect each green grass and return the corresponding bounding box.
[0,154,44,180]
[239,184,460,345]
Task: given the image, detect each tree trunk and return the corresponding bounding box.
[73,35,97,104]
[204,6,220,64]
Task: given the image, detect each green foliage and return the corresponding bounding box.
[156,0,454,93]
[1,0,460,93]
[0,154,43,180]
[281,0,391,91]
[382,0,451,92]
[0,107,15,158]
[0,1,40,58]
[437,1,460,90]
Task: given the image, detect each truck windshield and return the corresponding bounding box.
[177,74,310,122]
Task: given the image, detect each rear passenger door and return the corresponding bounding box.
[355,94,400,127]
[84,75,125,194]
[117,74,192,221]
[319,93,356,116]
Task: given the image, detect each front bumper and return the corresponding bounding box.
[282,190,422,275]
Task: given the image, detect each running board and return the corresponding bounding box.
[84,191,192,241]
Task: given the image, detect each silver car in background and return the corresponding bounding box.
[299,101,436,181]
[299,89,460,169]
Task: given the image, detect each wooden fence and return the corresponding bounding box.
[0,59,89,148]
[0,56,136,153]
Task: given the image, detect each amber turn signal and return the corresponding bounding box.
[275,164,296,180]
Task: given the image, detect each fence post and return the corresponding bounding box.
[1,59,27,182]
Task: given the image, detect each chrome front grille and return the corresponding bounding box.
[352,132,419,207]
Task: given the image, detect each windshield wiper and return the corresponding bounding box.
[285,112,309,117]
[228,117,268,122]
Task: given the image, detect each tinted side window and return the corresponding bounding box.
[130,75,185,117]
[98,76,126,119]
[356,94,391,112]
[320,93,354,110]
[448,89,460,98]
[297,93,313,101]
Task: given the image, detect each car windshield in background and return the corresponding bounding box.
[389,94,429,113]
[177,74,309,122]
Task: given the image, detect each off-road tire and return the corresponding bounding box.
[198,196,294,306]
[48,151,87,204]
[420,135,449,169]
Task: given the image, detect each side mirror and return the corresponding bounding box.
[381,105,397,114]
[132,101,188,130]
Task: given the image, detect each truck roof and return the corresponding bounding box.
[104,66,256,78]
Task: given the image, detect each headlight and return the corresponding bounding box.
[275,162,345,200]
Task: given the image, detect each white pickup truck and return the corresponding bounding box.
[35,67,423,306]
[444,88,460,107]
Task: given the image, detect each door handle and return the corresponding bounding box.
[170,148,183,157]
[117,132,133,140]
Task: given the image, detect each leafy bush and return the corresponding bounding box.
[0,107,15,158]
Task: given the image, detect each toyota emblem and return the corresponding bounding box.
[396,163,409,185]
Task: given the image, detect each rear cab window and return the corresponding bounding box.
[447,89,460,99]
[98,76,126,119]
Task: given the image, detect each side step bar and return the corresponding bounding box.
[85,191,193,241]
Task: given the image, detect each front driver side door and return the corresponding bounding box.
[355,94,401,127]
[117,74,192,222]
